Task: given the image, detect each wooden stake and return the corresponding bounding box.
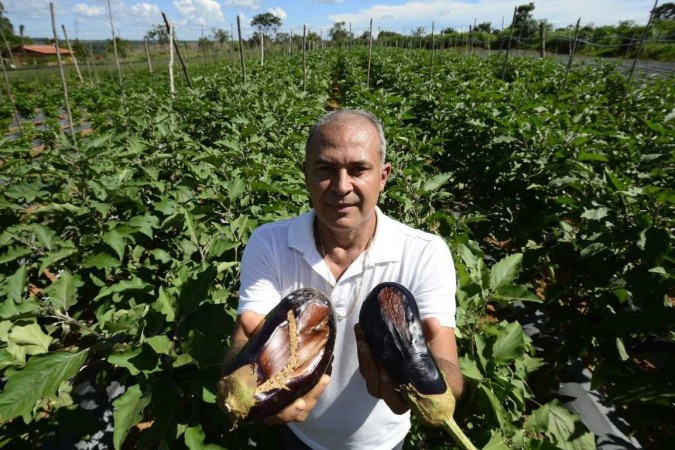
[302,25,307,91]
[628,0,659,82]
[539,22,545,58]
[169,21,175,97]
[0,26,17,68]
[367,18,373,88]
[237,16,246,85]
[469,25,474,55]
[89,43,99,84]
[0,49,22,136]
[501,7,517,81]
[349,23,352,53]
[106,0,124,96]
[50,2,76,143]
[144,38,153,73]
[162,13,192,88]
[430,22,435,81]
[260,32,264,67]
[61,25,83,82]
[561,18,581,93]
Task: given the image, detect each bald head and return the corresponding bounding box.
[305,109,387,165]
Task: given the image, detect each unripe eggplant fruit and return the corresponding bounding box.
[217,288,336,426]
[359,282,477,450]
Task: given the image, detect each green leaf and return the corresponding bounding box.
[103,229,127,260]
[6,323,53,363]
[479,384,507,429]
[94,277,152,301]
[39,248,77,274]
[492,135,517,144]
[546,401,596,450]
[226,176,247,203]
[489,253,523,291]
[108,346,160,376]
[183,208,200,245]
[492,284,542,303]
[460,355,483,381]
[492,322,525,365]
[44,270,79,312]
[177,266,217,317]
[129,213,159,239]
[83,252,121,269]
[421,173,452,193]
[152,287,175,322]
[184,424,226,450]
[32,224,58,250]
[146,335,173,355]
[112,384,151,450]
[616,337,629,361]
[5,266,28,302]
[0,247,32,265]
[580,207,609,221]
[0,349,88,422]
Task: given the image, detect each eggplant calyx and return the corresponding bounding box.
[216,363,258,428]
[400,382,456,428]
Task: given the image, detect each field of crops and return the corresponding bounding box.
[0,48,673,449]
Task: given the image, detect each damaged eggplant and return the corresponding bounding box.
[359,282,477,450]
[217,288,336,426]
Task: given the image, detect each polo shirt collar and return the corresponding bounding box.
[287,207,401,265]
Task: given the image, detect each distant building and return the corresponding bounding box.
[2,45,75,67]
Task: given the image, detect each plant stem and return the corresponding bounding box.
[443,417,479,450]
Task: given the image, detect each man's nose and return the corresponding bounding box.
[331,169,351,194]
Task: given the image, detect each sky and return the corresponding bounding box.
[2,0,658,41]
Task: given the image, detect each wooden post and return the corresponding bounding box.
[440,28,444,51]
[162,13,192,88]
[302,25,307,91]
[367,19,373,88]
[349,23,352,53]
[628,0,659,82]
[260,32,264,67]
[0,27,17,68]
[144,38,153,73]
[237,15,246,85]
[501,7,517,81]
[61,25,83,82]
[561,18,581,93]
[106,0,124,96]
[430,22,435,81]
[289,30,292,54]
[89,43,99,84]
[50,2,76,143]
[469,25,474,55]
[0,49,22,136]
[169,21,175,97]
[539,22,545,58]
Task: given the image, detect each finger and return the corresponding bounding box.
[263,397,306,425]
[378,370,410,415]
[354,324,381,398]
[295,374,330,422]
[421,317,442,343]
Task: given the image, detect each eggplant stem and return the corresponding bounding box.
[443,418,479,450]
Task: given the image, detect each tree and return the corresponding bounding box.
[329,21,352,43]
[513,3,537,38]
[211,28,229,46]
[145,24,169,46]
[0,2,18,43]
[107,37,130,58]
[251,12,282,40]
[476,22,492,33]
[653,2,675,21]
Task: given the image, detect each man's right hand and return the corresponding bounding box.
[228,311,332,425]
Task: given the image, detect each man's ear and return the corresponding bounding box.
[380,163,392,191]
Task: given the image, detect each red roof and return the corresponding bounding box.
[10,45,73,55]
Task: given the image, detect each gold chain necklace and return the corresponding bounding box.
[316,222,375,321]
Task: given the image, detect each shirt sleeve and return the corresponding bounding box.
[410,235,457,328]
[237,228,283,316]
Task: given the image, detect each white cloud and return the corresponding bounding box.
[3,0,51,19]
[73,4,106,17]
[129,2,162,20]
[328,0,654,31]
[268,7,287,20]
[312,0,345,3]
[173,0,225,25]
[224,0,260,10]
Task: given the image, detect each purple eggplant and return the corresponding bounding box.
[217,288,336,426]
[359,282,477,450]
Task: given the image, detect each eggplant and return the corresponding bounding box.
[217,288,336,426]
[359,282,477,450]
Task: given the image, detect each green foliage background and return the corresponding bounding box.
[0,47,673,448]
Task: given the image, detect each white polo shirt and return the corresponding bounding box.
[238,207,457,450]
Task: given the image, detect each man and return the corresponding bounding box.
[228,109,463,449]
